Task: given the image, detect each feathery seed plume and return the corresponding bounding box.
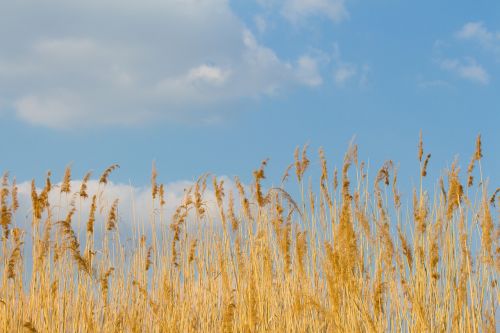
[60,165,72,194]
[99,164,119,185]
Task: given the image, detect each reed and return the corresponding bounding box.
[0,136,498,332]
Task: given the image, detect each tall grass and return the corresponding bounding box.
[0,136,498,332]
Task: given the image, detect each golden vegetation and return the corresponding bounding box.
[0,135,499,332]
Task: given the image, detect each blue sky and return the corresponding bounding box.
[0,0,498,192]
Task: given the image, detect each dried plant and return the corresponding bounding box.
[79,171,92,198]
[99,164,119,185]
[0,137,496,333]
[151,161,158,200]
[106,199,119,231]
[60,165,72,194]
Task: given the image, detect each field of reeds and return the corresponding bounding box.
[0,135,498,332]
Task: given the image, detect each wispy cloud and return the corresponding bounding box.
[295,56,323,87]
[282,0,349,23]
[254,15,268,34]
[431,22,498,86]
[456,21,500,56]
[257,0,349,24]
[334,64,356,86]
[331,44,369,87]
[438,57,490,85]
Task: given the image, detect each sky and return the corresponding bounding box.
[0,0,499,196]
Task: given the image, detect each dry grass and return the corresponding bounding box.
[0,136,498,332]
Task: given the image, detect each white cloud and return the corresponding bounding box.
[432,24,497,86]
[456,22,500,54]
[457,22,491,41]
[330,43,368,87]
[155,65,232,103]
[0,0,322,129]
[438,58,490,85]
[334,63,356,85]
[15,94,87,129]
[296,56,323,87]
[13,176,244,234]
[282,0,349,23]
[186,65,231,85]
[254,15,268,34]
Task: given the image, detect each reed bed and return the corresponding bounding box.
[0,136,498,332]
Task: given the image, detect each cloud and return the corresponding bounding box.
[456,22,500,55]
[0,0,322,129]
[254,15,268,34]
[330,43,369,87]
[15,94,88,129]
[282,0,349,23]
[431,23,499,85]
[334,64,356,85]
[13,176,244,234]
[155,65,233,103]
[295,56,323,87]
[438,58,490,85]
